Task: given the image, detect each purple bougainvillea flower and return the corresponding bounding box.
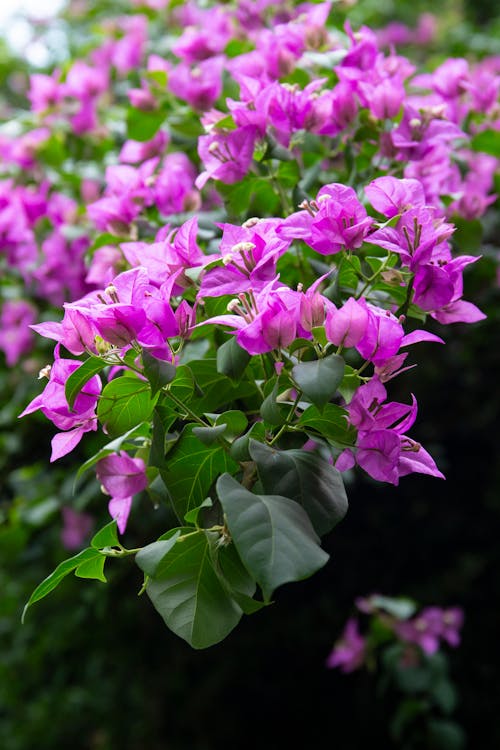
[278,182,373,256]
[395,606,464,654]
[364,176,426,218]
[60,506,94,551]
[19,345,101,461]
[196,125,257,189]
[95,452,148,534]
[326,618,366,673]
[325,297,369,349]
[0,299,37,366]
[336,376,444,485]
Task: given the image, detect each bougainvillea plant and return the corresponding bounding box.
[3,0,497,649]
[327,594,466,747]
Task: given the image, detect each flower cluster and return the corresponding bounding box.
[3,0,496,648]
[327,593,464,673]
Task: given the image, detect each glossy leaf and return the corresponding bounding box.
[297,403,356,448]
[291,353,345,409]
[75,552,107,582]
[142,350,176,395]
[214,410,248,441]
[192,424,228,445]
[229,421,267,461]
[184,498,213,526]
[91,520,119,550]
[166,364,195,404]
[135,530,182,577]
[249,440,348,536]
[216,336,251,380]
[189,358,259,414]
[216,474,329,601]
[65,356,107,410]
[260,381,287,426]
[22,547,104,622]
[143,530,244,649]
[97,375,156,437]
[160,425,238,520]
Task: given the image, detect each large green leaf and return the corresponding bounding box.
[142,531,244,649]
[65,356,107,410]
[97,375,156,437]
[216,474,329,601]
[291,353,345,409]
[160,425,238,520]
[249,440,348,536]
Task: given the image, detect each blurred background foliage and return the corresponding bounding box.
[1,0,499,748]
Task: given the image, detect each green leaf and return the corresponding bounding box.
[97,375,156,437]
[470,129,500,158]
[160,425,238,521]
[249,441,348,536]
[260,381,287,426]
[192,423,228,445]
[75,551,107,582]
[276,160,300,186]
[65,356,107,410]
[143,531,244,649]
[214,410,248,441]
[291,353,345,409]
[216,337,251,380]
[214,541,265,615]
[338,366,362,404]
[126,106,166,141]
[452,216,483,254]
[188,358,259,414]
[297,403,356,448]
[135,530,182,577]
[184,498,213,526]
[427,719,466,750]
[167,364,195,404]
[142,350,176,396]
[91,521,119,550]
[22,547,103,621]
[229,421,266,461]
[216,474,329,601]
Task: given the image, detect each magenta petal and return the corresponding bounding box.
[401,330,445,347]
[431,300,487,324]
[96,453,148,498]
[108,496,133,534]
[50,427,85,462]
